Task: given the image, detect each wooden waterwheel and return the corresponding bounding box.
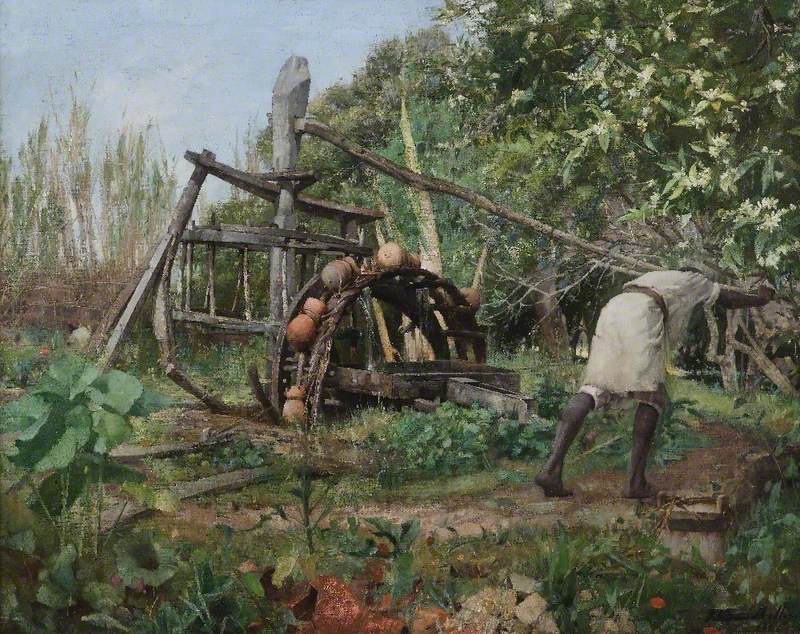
[270,263,490,414]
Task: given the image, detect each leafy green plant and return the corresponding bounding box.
[371,403,494,484]
[494,416,555,459]
[528,375,571,419]
[1,355,170,552]
[114,531,178,590]
[726,481,800,613]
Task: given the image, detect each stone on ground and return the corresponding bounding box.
[514,592,559,633]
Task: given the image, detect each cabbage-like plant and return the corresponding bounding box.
[1,355,171,550]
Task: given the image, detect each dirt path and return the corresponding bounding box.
[336,424,759,541]
[140,409,762,542]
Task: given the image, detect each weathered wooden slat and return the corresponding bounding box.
[184,150,383,224]
[172,309,278,334]
[100,466,273,532]
[446,377,536,423]
[217,223,361,249]
[180,227,373,256]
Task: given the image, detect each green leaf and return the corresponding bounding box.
[92,409,131,453]
[70,365,101,400]
[598,129,610,153]
[115,533,177,588]
[80,613,131,632]
[88,370,143,415]
[81,581,125,613]
[46,356,92,395]
[35,426,90,472]
[761,155,775,194]
[1,394,51,438]
[241,571,265,598]
[272,552,298,588]
[129,388,173,417]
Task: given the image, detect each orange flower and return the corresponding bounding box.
[39,346,50,357]
[649,596,666,609]
[703,627,721,634]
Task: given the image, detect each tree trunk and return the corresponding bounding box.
[529,265,569,356]
[399,97,442,275]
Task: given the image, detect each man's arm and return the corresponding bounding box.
[716,285,775,309]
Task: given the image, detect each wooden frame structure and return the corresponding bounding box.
[100,54,532,421]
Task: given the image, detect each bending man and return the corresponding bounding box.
[535,269,775,498]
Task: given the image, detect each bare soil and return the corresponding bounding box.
[135,410,763,542]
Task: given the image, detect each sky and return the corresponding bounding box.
[0,0,442,199]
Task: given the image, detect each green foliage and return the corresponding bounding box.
[494,417,555,459]
[440,0,800,282]
[726,481,800,613]
[371,403,495,484]
[528,374,571,419]
[370,402,557,485]
[114,531,178,589]
[5,356,148,471]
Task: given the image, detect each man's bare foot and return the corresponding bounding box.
[623,481,659,499]
[535,472,573,497]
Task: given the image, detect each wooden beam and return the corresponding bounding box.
[298,119,661,275]
[184,150,383,224]
[99,154,212,368]
[180,226,373,256]
[100,466,273,532]
[172,309,278,334]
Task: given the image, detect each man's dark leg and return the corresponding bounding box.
[535,392,594,497]
[624,387,666,499]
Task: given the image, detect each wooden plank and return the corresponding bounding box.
[172,309,278,334]
[446,377,536,423]
[185,151,384,224]
[100,466,273,532]
[99,155,211,369]
[180,227,373,256]
[218,223,362,249]
[110,433,234,462]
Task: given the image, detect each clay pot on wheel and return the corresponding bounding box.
[301,297,327,323]
[375,242,408,270]
[460,287,481,311]
[286,314,317,351]
[342,256,361,276]
[285,385,306,400]
[282,397,307,425]
[321,259,355,291]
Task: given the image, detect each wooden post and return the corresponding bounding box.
[207,244,216,316]
[185,228,194,310]
[99,155,211,369]
[243,248,252,321]
[268,56,310,364]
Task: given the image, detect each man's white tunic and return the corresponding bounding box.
[581,271,720,399]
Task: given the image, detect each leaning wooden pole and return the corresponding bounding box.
[298,119,660,276]
[98,154,212,369]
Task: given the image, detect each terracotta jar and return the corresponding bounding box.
[282,398,307,425]
[342,256,361,276]
[285,384,306,400]
[286,314,317,351]
[460,287,481,311]
[376,242,408,269]
[301,297,327,323]
[321,259,355,291]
